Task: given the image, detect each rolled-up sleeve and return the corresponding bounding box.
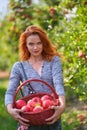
[52,56,65,95]
[5,62,21,106]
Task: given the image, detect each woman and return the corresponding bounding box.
[5,25,66,130]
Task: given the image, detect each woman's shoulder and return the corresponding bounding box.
[12,61,21,68]
[11,61,25,70]
[52,55,61,62]
[12,61,27,67]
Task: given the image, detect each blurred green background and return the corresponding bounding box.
[0,0,87,129]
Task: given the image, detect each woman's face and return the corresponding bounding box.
[26,34,43,57]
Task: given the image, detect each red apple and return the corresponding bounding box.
[84,1,87,5]
[33,106,43,113]
[21,105,33,112]
[78,114,84,121]
[32,97,42,105]
[83,105,87,110]
[42,99,53,109]
[16,99,26,109]
[78,51,85,58]
[50,7,56,15]
[8,16,15,22]
[41,95,52,102]
[27,97,42,108]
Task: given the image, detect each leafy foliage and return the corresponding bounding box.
[0,0,87,101]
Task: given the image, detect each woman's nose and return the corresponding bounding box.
[33,45,38,49]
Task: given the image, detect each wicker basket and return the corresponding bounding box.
[13,79,59,125]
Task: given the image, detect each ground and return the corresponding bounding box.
[0,71,9,78]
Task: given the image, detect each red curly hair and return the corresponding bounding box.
[19,25,60,61]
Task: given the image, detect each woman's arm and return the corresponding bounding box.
[45,56,66,124]
[52,56,65,96]
[59,95,66,113]
[5,62,30,126]
[5,62,22,106]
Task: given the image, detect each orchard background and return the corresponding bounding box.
[0,0,87,130]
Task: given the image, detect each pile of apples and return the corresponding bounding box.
[15,95,60,113]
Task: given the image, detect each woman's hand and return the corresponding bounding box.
[6,104,30,127]
[45,95,66,124]
[45,105,64,124]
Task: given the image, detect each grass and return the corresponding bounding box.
[0,78,17,130]
[0,78,87,130]
[62,100,87,130]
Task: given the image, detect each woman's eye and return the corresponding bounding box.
[28,42,34,46]
[38,42,42,45]
[28,42,42,46]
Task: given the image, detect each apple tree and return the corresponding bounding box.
[0,0,87,101]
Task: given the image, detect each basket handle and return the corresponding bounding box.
[13,79,58,107]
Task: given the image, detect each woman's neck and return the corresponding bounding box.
[29,56,43,62]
